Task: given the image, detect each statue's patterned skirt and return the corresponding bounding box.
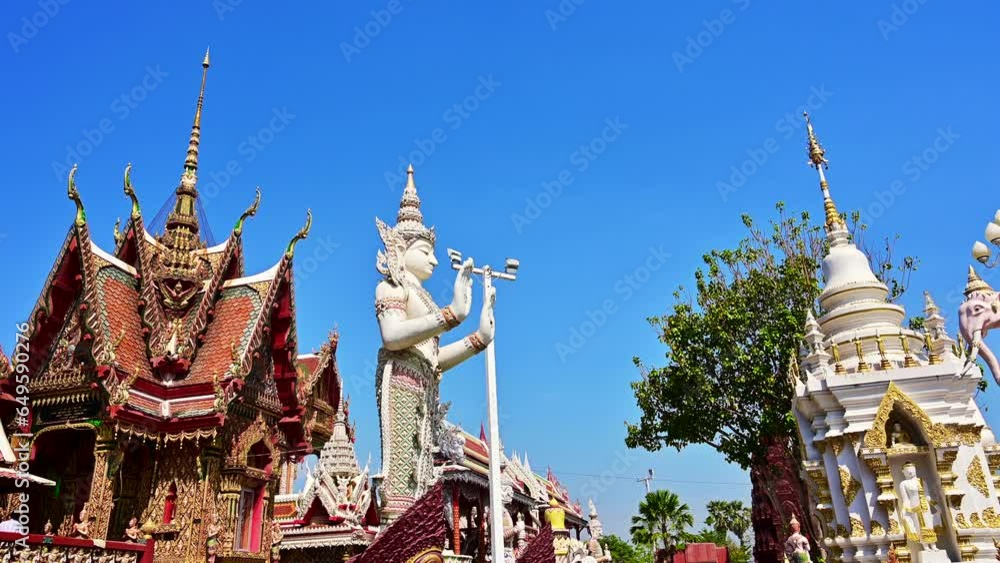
[376,351,440,524]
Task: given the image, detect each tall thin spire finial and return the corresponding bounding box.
[184,47,211,174]
[804,112,845,232]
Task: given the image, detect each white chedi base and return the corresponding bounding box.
[911,546,952,563]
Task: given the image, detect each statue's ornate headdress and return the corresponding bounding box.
[376,165,436,285]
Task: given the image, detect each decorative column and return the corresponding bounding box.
[219,469,243,553]
[190,439,223,562]
[452,484,461,554]
[862,453,900,562]
[87,424,119,539]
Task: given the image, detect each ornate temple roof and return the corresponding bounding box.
[277,393,376,552]
[10,54,329,451]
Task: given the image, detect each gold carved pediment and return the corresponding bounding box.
[865,382,976,449]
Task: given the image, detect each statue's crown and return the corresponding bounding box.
[393,165,435,245]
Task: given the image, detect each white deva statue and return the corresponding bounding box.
[897,462,940,551]
[374,166,496,524]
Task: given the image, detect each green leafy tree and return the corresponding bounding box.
[705,500,751,547]
[603,534,644,563]
[626,204,917,557]
[629,489,695,555]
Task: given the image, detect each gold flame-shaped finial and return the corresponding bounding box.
[804,112,845,232]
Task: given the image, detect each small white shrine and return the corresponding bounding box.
[792,115,1000,563]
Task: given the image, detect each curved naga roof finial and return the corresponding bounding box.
[123,163,141,219]
[113,218,124,246]
[286,209,313,258]
[67,164,86,226]
[234,187,262,236]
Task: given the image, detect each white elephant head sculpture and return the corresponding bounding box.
[958,266,1000,384]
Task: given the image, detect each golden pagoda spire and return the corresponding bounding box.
[186,47,210,173]
[804,112,845,232]
[166,49,210,240]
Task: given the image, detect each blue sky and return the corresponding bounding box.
[2,1,998,539]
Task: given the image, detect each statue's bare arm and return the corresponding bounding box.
[375,282,451,351]
[439,286,496,372]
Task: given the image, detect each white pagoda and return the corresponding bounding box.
[791,114,1000,563]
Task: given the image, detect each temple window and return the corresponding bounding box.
[234,486,265,552]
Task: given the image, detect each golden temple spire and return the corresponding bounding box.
[804,112,845,232]
[186,47,211,173]
[166,49,211,241]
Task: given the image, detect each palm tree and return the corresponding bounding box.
[705,500,751,547]
[629,489,695,555]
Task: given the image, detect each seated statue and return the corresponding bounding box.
[124,517,142,543]
[889,422,913,448]
[897,462,940,551]
[784,515,810,563]
[70,508,89,539]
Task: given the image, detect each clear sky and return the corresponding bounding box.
[2,1,998,539]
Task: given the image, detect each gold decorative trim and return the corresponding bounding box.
[865,382,981,448]
[965,456,990,497]
[983,507,1000,528]
[831,437,844,457]
[870,520,885,536]
[850,515,866,538]
[839,465,862,507]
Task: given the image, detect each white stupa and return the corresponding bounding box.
[792,114,999,563]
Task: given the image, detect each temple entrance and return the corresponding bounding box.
[28,427,96,534]
[108,439,154,541]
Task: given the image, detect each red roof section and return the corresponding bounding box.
[187,287,260,384]
[98,271,152,379]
